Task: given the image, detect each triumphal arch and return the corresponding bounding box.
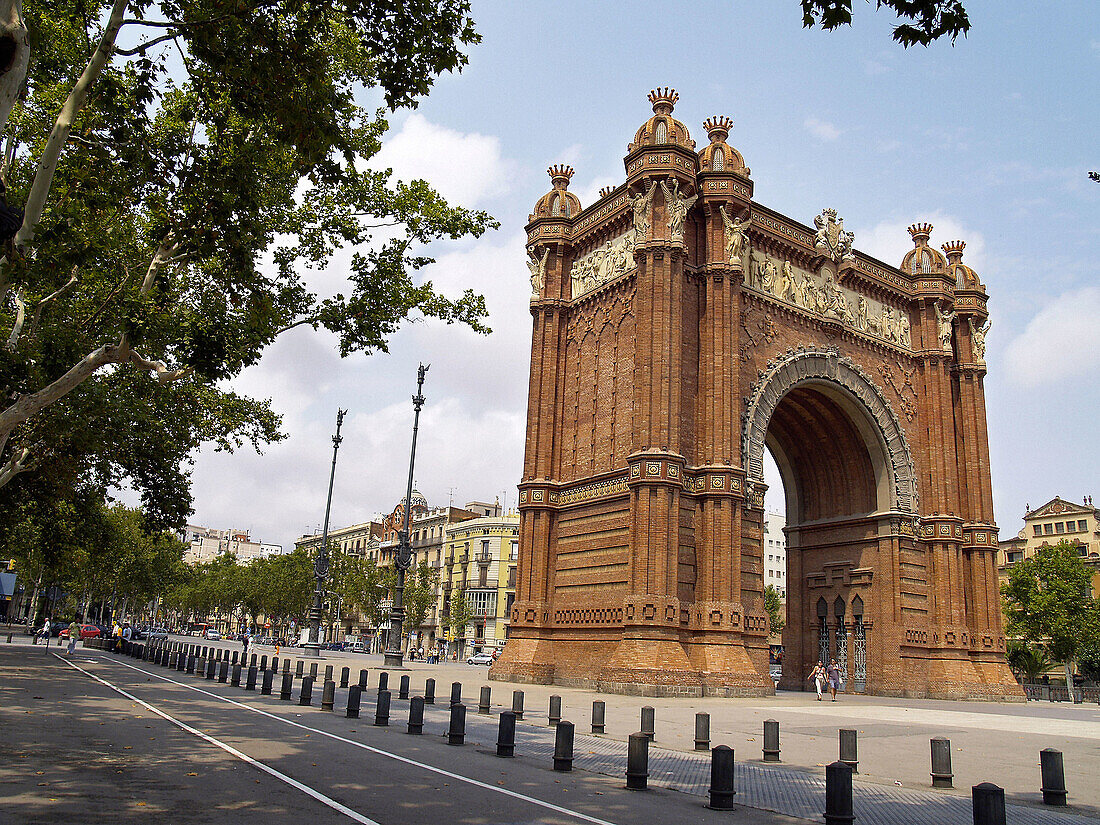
[491,89,1021,699]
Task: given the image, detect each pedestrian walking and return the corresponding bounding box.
[242,631,250,657]
[827,662,841,700]
[809,662,827,700]
[66,617,81,655]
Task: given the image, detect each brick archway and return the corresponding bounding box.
[492,91,1022,700]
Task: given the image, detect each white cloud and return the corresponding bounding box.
[804,117,841,142]
[1002,286,1100,389]
[373,113,517,207]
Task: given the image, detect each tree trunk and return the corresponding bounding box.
[0,0,28,142]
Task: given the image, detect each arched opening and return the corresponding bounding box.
[744,351,914,694]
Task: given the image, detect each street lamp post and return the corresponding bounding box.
[305,408,347,658]
[384,363,429,668]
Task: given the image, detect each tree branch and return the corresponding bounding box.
[0,444,35,487]
[114,30,179,56]
[125,348,193,384]
[26,269,78,341]
[15,0,129,251]
[4,286,25,349]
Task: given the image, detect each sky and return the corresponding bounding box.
[184,2,1100,553]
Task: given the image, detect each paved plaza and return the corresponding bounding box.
[4,637,1099,824]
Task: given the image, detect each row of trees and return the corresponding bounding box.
[1002,541,1100,687]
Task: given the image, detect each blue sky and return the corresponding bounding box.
[189,2,1100,551]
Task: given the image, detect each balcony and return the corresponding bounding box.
[466,579,499,590]
[475,552,493,564]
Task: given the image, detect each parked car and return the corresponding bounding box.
[346,641,366,653]
[59,624,102,640]
[203,628,222,641]
[144,626,169,641]
[466,651,494,665]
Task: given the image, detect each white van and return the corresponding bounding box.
[346,640,366,653]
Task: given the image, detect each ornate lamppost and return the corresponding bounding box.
[384,364,429,668]
[305,408,347,657]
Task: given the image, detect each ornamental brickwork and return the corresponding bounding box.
[493,90,1021,700]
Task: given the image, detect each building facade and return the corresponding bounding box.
[180,525,282,565]
[998,496,1100,596]
[441,513,521,658]
[495,89,1019,700]
[763,511,787,598]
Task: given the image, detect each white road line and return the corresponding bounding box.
[67,653,620,825]
[55,654,380,825]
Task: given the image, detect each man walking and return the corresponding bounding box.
[66,617,81,655]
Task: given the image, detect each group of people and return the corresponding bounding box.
[809,661,842,700]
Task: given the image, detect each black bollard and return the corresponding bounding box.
[250,653,257,668]
[972,782,1006,825]
[824,761,854,825]
[346,685,362,718]
[424,678,436,705]
[408,695,425,735]
[549,695,562,727]
[448,703,466,745]
[322,679,335,711]
[261,669,274,695]
[554,721,574,772]
[309,662,318,680]
[271,656,279,673]
[695,712,710,751]
[196,656,206,676]
[168,650,177,669]
[641,706,655,741]
[324,664,333,684]
[260,655,268,671]
[378,671,389,694]
[626,732,649,790]
[930,737,953,788]
[206,657,217,680]
[245,665,258,690]
[299,676,314,706]
[512,689,524,720]
[763,719,781,762]
[708,746,736,810]
[218,660,229,683]
[450,681,462,707]
[497,711,516,757]
[232,651,239,665]
[282,659,290,675]
[231,663,242,687]
[358,668,369,689]
[295,660,304,679]
[839,729,858,773]
[399,674,410,700]
[186,654,196,674]
[1040,748,1068,806]
[479,686,491,714]
[592,700,606,734]
[340,667,350,689]
[375,689,391,726]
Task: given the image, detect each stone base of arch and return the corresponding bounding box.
[490,629,776,697]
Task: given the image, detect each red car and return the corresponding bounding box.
[59,624,102,640]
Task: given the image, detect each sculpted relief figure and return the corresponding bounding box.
[969,317,990,362]
[661,176,697,243]
[898,311,912,347]
[935,301,955,352]
[813,208,856,263]
[719,204,752,266]
[527,246,549,297]
[631,180,657,248]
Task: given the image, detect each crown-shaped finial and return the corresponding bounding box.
[599,186,615,199]
[648,87,679,114]
[702,116,733,142]
[548,165,574,189]
[941,240,965,260]
[907,222,933,245]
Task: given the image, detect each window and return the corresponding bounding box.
[482,539,491,557]
[655,119,668,143]
[466,590,497,617]
[1055,522,1064,534]
[510,541,519,560]
[1044,523,1054,535]
[1033,525,1042,536]
[1079,520,1088,531]
[508,567,516,588]
[712,149,724,171]
[1078,544,1088,557]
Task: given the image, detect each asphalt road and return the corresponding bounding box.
[1,645,811,825]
